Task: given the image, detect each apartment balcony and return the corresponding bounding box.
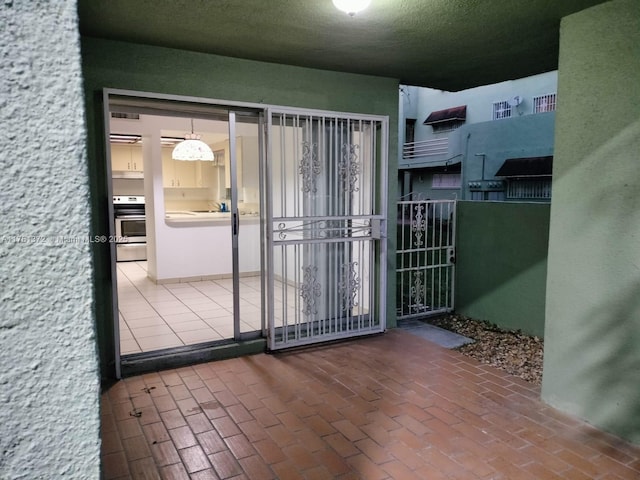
[401,138,449,168]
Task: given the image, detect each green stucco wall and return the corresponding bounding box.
[80,37,399,379]
[1,2,100,478]
[455,201,549,337]
[542,0,640,444]
[455,112,555,200]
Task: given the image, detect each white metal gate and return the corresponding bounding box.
[396,200,456,318]
[266,109,387,350]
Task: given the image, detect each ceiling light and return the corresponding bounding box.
[161,136,186,146]
[172,119,214,161]
[332,0,371,16]
[110,133,142,144]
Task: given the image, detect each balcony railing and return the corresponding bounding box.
[403,138,449,159]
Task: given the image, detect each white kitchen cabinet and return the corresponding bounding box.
[162,148,176,187]
[162,148,197,187]
[173,160,197,187]
[195,161,217,188]
[162,147,218,188]
[211,136,259,198]
[111,144,143,172]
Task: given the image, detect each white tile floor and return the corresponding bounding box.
[117,261,366,355]
[117,261,265,354]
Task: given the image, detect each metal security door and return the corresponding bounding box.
[396,200,456,319]
[266,109,388,350]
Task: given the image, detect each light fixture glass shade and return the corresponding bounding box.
[332,0,371,16]
[172,133,214,161]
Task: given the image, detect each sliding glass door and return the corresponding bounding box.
[106,92,265,375]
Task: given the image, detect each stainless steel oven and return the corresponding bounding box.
[113,195,147,262]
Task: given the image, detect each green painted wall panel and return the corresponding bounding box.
[542,0,640,445]
[80,37,399,379]
[455,201,549,337]
[455,112,555,200]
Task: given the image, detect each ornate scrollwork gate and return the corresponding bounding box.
[266,109,388,350]
[396,200,456,319]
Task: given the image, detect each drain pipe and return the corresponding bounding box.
[460,133,471,200]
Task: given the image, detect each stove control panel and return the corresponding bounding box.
[113,196,145,204]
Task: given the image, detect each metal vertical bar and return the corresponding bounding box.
[360,236,364,330]
[370,234,375,327]
[228,112,242,341]
[444,201,450,310]
[294,114,299,219]
[278,115,285,220]
[294,243,299,342]
[399,202,404,317]
[260,111,271,339]
[438,202,443,310]
[450,200,457,311]
[409,202,415,312]
[281,244,287,344]
[406,201,410,315]
[357,120,363,330]
[448,201,452,310]
[265,110,276,349]
[335,118,341,332]
[430,201,436,311]
[378,118,387,330]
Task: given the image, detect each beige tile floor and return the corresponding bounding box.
[117,262,267,355]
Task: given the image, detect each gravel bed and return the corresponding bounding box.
[427,314,543,385]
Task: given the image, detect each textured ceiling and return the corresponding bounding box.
[78,0,608,91]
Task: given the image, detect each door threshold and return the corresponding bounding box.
[120,338,266,377]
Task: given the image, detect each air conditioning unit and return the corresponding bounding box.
[508,95,523,107]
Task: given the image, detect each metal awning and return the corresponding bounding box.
[423,105,467,125]
[495,156,553,177]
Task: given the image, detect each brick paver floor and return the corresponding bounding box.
[101,329,640,479]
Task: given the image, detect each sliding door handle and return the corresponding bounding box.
[232,212,239,236]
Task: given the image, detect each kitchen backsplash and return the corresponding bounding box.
[164,187,259,213]
[112,178,144,196]
[164,196,258,215]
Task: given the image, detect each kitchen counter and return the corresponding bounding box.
[164,210,259,227]
[152,209,261,281]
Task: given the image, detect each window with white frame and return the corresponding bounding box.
[492,101,512,120]
[533,93,557,113]
[432,173,461,189]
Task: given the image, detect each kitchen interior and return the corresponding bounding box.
[110,109,271,356]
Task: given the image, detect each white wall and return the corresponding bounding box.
[0,1,100,478]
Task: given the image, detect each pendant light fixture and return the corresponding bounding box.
[172,119,214,161]
[332,0,371,16]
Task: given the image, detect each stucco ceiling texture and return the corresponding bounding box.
[78,0,607,91]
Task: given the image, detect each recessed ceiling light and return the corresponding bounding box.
[332,0,371,16]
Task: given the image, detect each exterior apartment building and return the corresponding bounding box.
[399,71,557,202]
